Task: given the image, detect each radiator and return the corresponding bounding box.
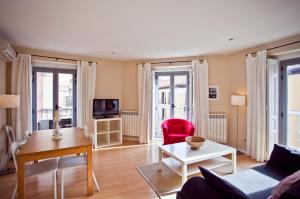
[208,113,227,143]
[121,111,139,137]
[121,111,227,142]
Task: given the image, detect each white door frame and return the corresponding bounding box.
[267,59,279,156]
[152,69,192,140]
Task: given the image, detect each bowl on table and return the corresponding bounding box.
[185,136,206,150]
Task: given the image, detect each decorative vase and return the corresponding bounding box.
[52,110,63,140]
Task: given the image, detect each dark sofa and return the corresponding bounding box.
[177,144,300,199]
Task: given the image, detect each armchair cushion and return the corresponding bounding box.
[168,124,185,135]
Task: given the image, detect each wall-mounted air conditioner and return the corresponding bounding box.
[0,38,16,62]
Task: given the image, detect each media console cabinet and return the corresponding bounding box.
[92,117,122,148]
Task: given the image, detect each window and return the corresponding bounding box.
[32,67,77,130]
[279,58,300,148]
[153,71,191,139]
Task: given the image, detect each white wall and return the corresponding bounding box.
[0,60,6,168]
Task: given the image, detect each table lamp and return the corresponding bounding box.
[0,95,20,141]
[231,95,246,155]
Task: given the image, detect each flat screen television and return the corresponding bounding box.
[93,99,119,118]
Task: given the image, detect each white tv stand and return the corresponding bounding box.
[93,117,122,148]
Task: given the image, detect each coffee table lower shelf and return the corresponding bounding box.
[161,156,232,177]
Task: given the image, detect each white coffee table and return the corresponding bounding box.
[158,140,236,185]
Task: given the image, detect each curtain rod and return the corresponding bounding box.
[137,59,204,66]
[245,40,300,57]
[17,53,97,64]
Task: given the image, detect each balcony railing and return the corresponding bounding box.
[37,107,73,120]
[288,110,300,148]
[37,108,73,129]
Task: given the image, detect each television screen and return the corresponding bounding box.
[93,99,119,118]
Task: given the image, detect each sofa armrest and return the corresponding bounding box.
[279,180,300,199]
[177,177,223,199]
[176,191,186,199]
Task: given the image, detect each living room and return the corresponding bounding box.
[0,1,300,199]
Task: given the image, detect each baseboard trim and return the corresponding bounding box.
[123,135,139,141]
[238,148,247,154]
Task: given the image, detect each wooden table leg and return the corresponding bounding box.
[87,145,93,195]
[17,157,25,199]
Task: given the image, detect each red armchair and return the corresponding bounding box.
[161,118,195,145]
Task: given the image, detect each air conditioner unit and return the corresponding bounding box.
[0,38,16,62]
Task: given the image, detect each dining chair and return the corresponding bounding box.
[10,141,58,199]
[4,130,32,173]
[58,126,100,199]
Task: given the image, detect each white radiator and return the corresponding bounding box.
[121,111,139,137]
[208,113,227,143]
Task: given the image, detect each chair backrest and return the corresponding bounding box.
[10,141,20,173]
[162,118,192,128]
[83,125,94,143]
[161,118,195,134]
[5,125,16,144]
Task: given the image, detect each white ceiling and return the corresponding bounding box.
[0,0,300,60]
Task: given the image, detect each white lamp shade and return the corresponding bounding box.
[231,95,245,106]
[0,95,20,108]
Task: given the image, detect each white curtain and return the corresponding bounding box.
[11,54,32,141]
[77,61,96,136]
[192,60,209,137]
[246,50,267,162]
[138,63,152,144]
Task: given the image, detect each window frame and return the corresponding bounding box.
[32,67,77,131]
[279,57,300,145]
[153,70,191,140]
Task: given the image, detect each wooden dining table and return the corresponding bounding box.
[16,127,93,199]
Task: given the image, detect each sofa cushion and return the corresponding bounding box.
[267,144,300,173]
[223,165,289,199]
[251,165,290,181]
[199,167,249,199]
[177,176,224,199]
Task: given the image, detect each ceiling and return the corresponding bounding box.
[0,0,300,60]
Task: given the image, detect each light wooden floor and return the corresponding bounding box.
[0,141,260,199]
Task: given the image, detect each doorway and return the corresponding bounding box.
[279,58,300,148]
[153,71,191,140]
[32,67,77,130]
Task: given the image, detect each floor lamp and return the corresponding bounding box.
[231,95,245,155]
[0,94,20,175]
